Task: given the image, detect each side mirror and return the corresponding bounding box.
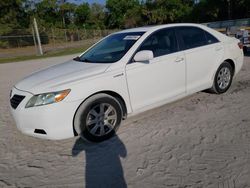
[73,56,80,61]
[133,50,154,62]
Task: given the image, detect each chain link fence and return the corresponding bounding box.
[204,18,250,35]
[2,18,250,59]
[0,28,117,58]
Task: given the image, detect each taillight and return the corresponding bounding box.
[238,42,243,49]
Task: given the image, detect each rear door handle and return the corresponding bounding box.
[175,57,184,62]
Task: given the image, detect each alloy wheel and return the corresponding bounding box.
[86,103,117,137]
[217,67,231,90]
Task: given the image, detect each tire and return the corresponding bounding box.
[243,46,247,55]
[209,62,233,94]
[74,93,123,142]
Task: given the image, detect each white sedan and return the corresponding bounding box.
[10,23,244,142]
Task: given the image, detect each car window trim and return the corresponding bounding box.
[176,26,221,51]
[175,26,206,50]
[128,27,180,64]
[203,30,220,45]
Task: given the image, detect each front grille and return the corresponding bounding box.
[10,95,25,109]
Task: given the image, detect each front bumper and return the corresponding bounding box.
[10,87,80,140]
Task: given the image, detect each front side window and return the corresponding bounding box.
[178,27,207,50]
[138,28,178,57]
[79,32,145,63]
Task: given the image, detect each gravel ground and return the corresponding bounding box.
[0,55,250,188]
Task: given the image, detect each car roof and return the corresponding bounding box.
[116,23,207,34]
[114,23,230,42]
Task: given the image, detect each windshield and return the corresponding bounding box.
[78,32,145,63]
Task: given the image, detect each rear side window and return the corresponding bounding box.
[177,27,207,50]
[204,31,219,44]
[139,28,178,57]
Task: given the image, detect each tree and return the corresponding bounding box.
[0,0,30,47]
[189,0,250,22]
[0,0,29,34]
[74,3,91,27]
[88,3,106,29]
[35,0,61,27]
[230,0,250,19]
[124,3,143,28]
[106,0,141,28]
[141,0,193,25]
[191,0,225,23]
[1,0,250,38]
[59,2,76,27]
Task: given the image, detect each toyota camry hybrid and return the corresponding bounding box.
[10,23,244,142]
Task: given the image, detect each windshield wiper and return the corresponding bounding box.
[73,56,93,63]
[82,58,93,63]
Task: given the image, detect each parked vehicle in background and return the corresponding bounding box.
[235,29,250,54]
[10,24,244,142]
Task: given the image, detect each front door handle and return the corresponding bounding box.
[175,57,184,62]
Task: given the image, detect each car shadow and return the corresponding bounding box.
[72,135,127,188]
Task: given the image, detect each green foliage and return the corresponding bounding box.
[0,0,29,47]
[1,0,250,37]
[191,0,250,23]
[141,0,193,25]
[88,3,106,29]
[0,0,28,34]
[35,0,61,27]
[191,0,225,22]
[60,2,76,26]
[106,0,141,28]
[230,0,250,19]
[74,3,91,27]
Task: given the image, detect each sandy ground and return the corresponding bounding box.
[0,55,250,188]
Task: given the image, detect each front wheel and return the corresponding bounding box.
[74,94,123,142]
[209,62,233,94]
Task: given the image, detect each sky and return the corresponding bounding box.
[69,0,106,4]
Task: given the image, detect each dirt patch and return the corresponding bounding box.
[0,56,250,187]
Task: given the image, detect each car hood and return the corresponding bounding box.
[15,60,111,94]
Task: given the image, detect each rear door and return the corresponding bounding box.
[176,26,224,93]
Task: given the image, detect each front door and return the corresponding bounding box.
[125,28,186,112]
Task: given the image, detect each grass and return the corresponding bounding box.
[0,46,88,64]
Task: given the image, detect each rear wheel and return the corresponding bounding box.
[74,94,123,142]
[210,62,233,94]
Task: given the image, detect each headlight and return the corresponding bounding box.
[25,89,71,108]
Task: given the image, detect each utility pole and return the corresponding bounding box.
[31,26,38,54]
[33,18,43,55]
